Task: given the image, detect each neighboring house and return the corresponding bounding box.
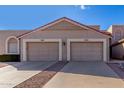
[107,25,124,44]
[0,17,111,62]
[107,25,124,59]
[111,39,124,59]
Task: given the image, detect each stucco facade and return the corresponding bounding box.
[20,30,110,62]
[0,17,111,62]
[107,25,124,60]
[111,39,124,59]
[107,25,124,44]
[112,43,124,59]
[0,30,29,55]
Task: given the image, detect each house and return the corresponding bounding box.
[0,17,111,62]
[108,25,124,59]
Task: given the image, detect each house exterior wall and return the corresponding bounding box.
[107,25,124,44]
[112,43,124,59]
[0,19,110,62]
[40,21,100,31]
[20,29,110,62]
[107,25,112,34]
[0,31,29,54]
[108,25,124,60]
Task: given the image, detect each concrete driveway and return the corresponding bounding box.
[0,62,55,88]
[43,62,124,88]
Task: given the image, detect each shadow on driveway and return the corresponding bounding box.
[3,62,57,71]
[3,61,122,79]
[44,62,121,79]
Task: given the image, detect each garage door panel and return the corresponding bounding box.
[27,42,59,62]
[71,42,103,61]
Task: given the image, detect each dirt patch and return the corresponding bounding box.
[14,61,68,88]
[107,63,124,80]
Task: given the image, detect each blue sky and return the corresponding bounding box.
[0,5,124,30]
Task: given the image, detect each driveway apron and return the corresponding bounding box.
[0,62,55,88]
[43,62,124,88]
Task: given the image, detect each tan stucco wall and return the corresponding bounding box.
[20,29,110,61]
[107,25,112,34]
[0,30,29,54]
[41,21,100,31]
[107,25,124,44]
[112,43,124,59]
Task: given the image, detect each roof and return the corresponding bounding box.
[17,17,111,38]
[0,30,29,32]
[0,30,29,37]
[100,30,112,36]
[111,39,124,47]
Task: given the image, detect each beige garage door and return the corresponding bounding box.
[71,42,103,61]
[27,42,59,62]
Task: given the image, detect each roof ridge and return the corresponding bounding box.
[17,17,111,38]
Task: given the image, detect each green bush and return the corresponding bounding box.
[0,54,20,62]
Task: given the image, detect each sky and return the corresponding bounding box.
[0,5,124,30]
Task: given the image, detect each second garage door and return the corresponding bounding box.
[27,42,59,62]
[71,42,103,61]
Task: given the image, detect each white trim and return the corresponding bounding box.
[67,39,70,61]
[22,39,62,61]
[67,39,107,62]
[5,36,19,54]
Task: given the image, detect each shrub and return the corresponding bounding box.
[0,54,20,62]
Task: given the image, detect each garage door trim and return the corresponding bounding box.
[22,39,62,61]
[67,39,107,62]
